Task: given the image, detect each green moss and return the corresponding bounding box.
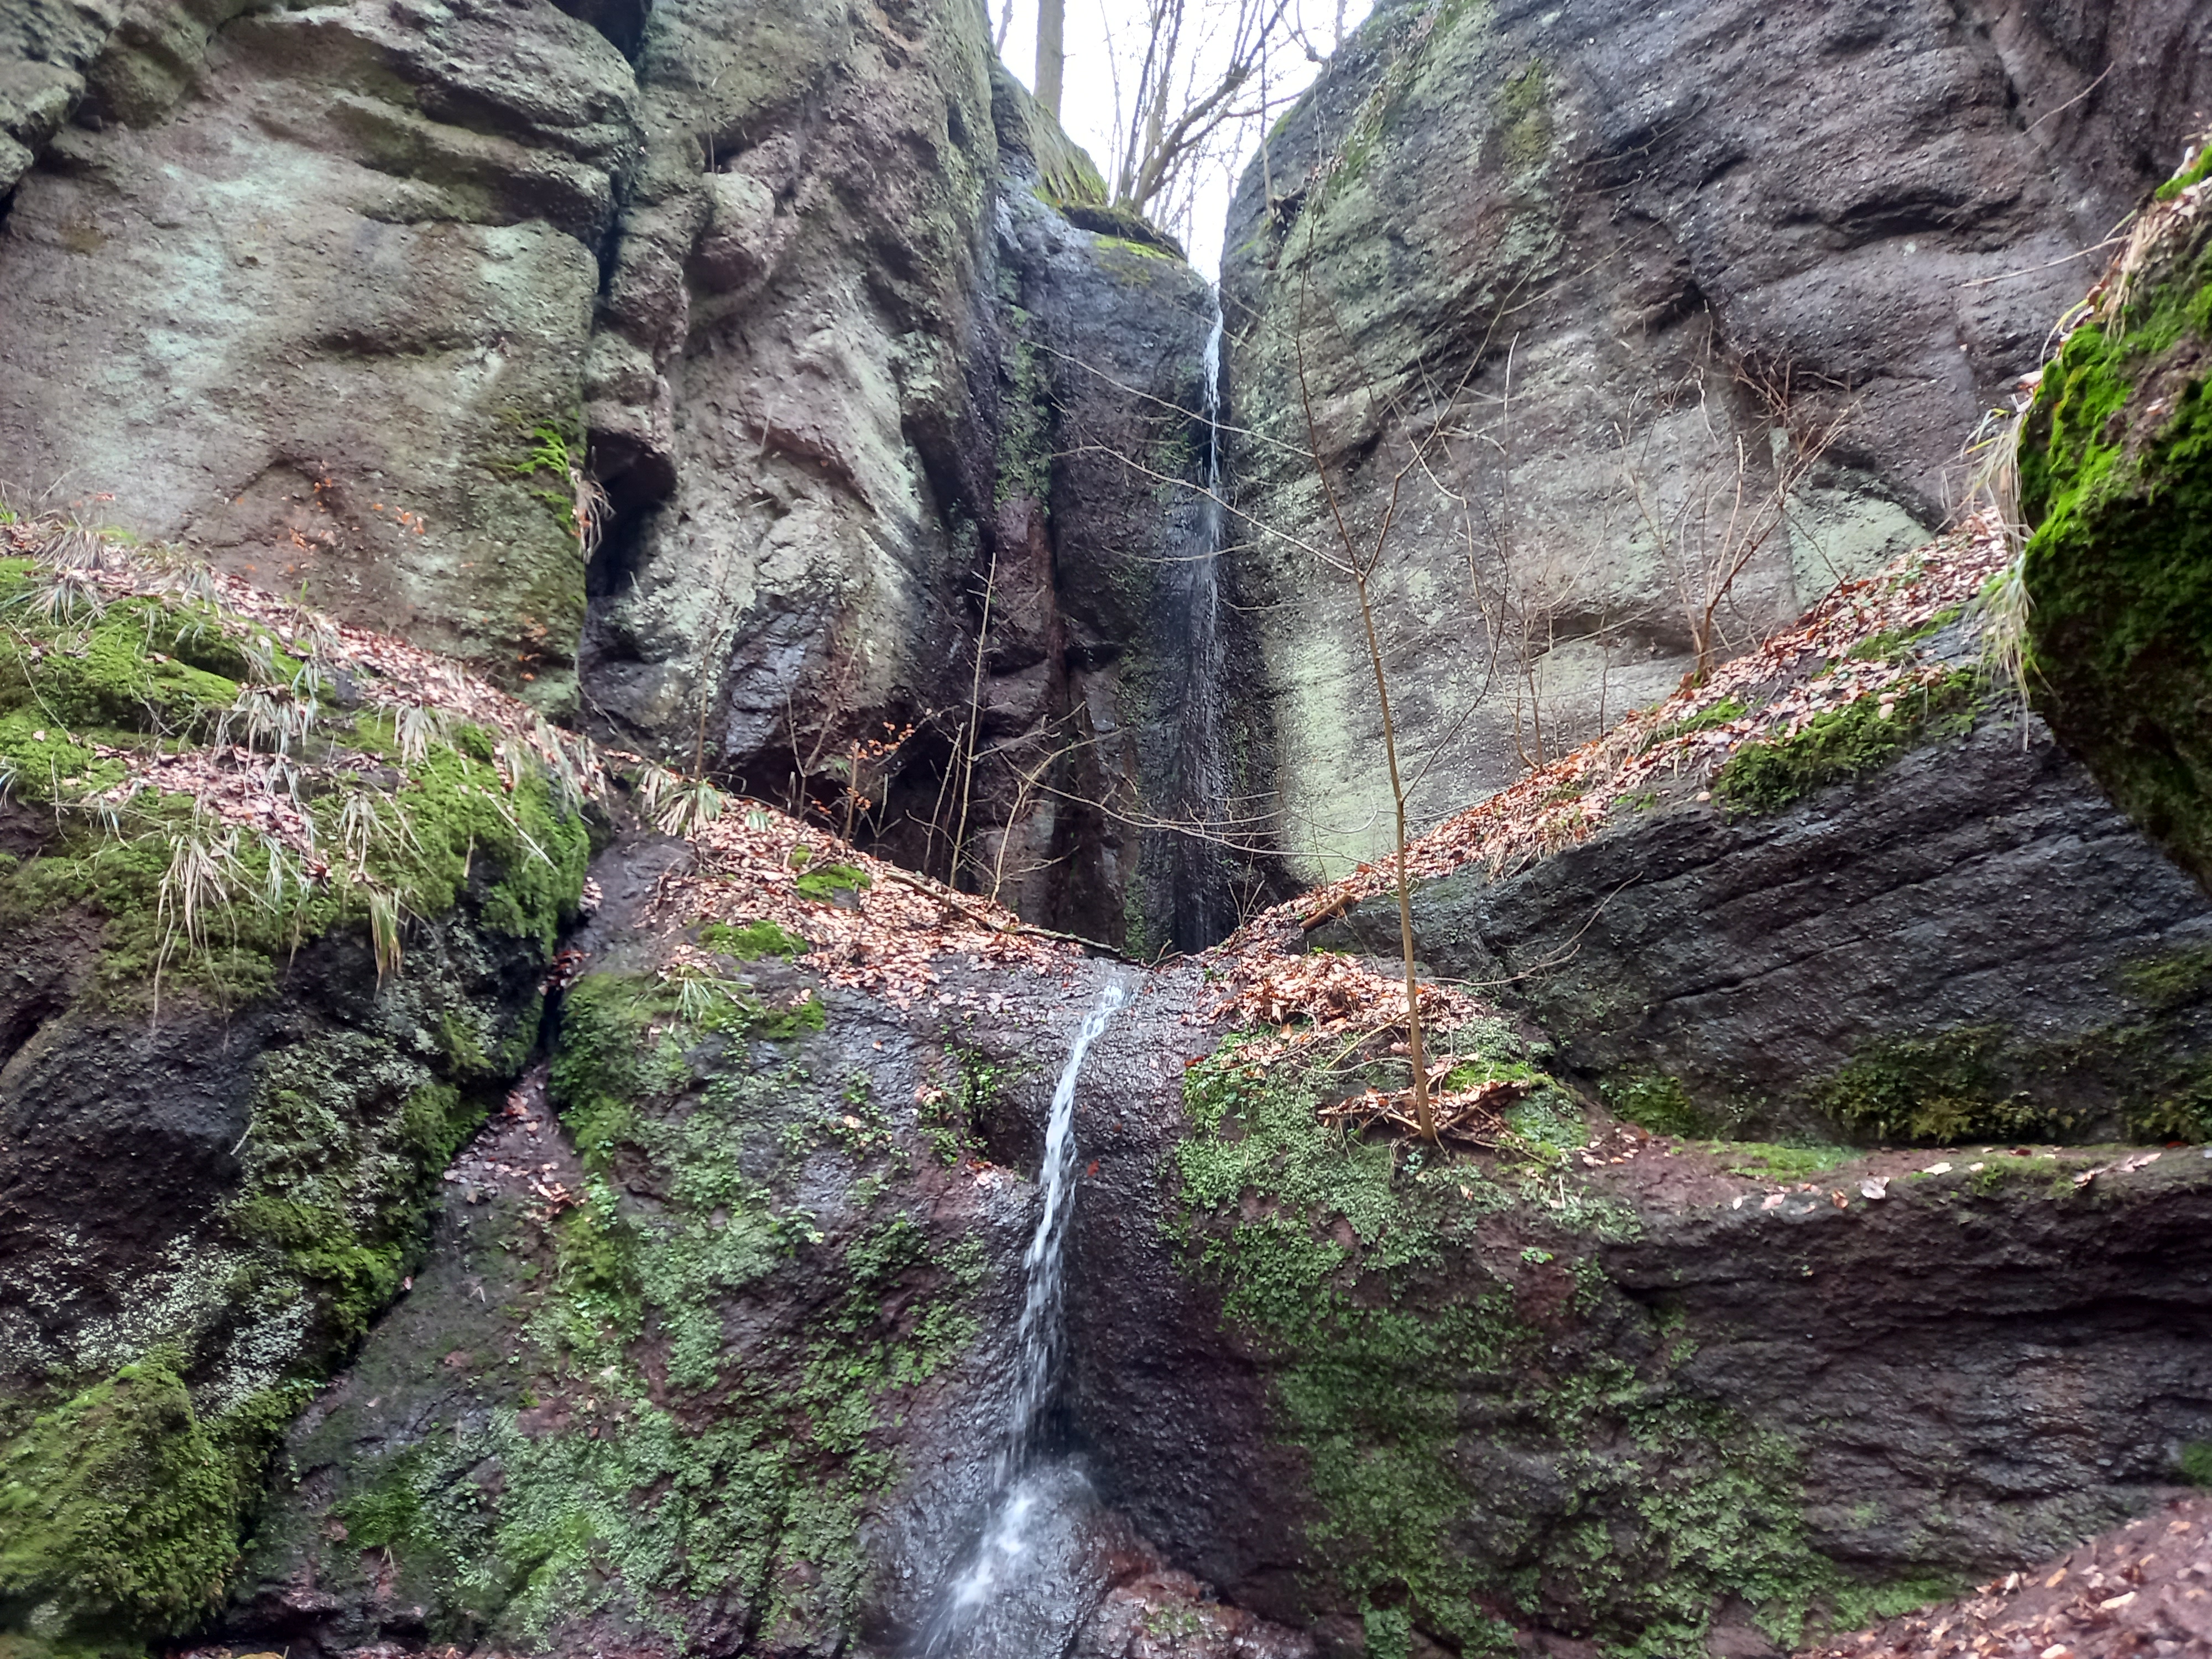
[1713,672,1983,817]
[228,1055,488,1343]
[320,971,991,1649]
[2018,199,2212,887]
[995,313,1054,508]
[2118,941,2212,1009]
[1641,697,1746,751]
[1846,606,1961,662]
[1604,1074,1712,1138]
[1710,1143,1851,1183]
[1173,1044,1830,1653]
[1497,60,1553,171]
[0,1357,241,1637]
[512,421,587,540]
[0,566,588,998]
[2179,1442,2212,1485]
[700,918,807,959]
[792,863,871,903]
[1812,1029,2086,1145]
[2154,142,2212,202]
[1825,1577,1962,1633]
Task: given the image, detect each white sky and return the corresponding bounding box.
[992,0,1374,278]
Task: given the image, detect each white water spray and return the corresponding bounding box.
[916,978,1129,1656]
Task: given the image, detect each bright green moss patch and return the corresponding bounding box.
[700,918,807,959]
[1173,1044,1833,1655]
[2019,192,2212,888]
[2154,143,2212,203]
[1640,697,1745,752]
[1711,1142,1851,1183]
[1604,1074,1712,1138]
[0,1356,245,1637]
[1713,672,1983,817]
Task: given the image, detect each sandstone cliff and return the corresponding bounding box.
[1219,0,2211,881]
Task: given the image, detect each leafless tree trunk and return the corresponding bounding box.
[1036,0,1066,117]
[1290,259,1435,1142]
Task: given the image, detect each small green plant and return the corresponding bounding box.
[634,761,725,839]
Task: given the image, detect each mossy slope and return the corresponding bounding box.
[0,539,592,1652]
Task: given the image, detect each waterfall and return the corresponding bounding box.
[1167,305,1233,953]
[915,978,1129,1658]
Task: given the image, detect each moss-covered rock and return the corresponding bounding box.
[2020,161,2212,891]
[1173,1044,1839,1657]
[0,536,593,1652]
[226,961,1007,1656]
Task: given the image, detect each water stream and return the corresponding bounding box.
[914,978,1130,1657]
[1167,305,1233,953]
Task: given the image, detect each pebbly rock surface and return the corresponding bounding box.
[1218,0,2212,881]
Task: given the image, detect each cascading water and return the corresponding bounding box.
[914,978,1130,1658]
[1166,306,1234,953]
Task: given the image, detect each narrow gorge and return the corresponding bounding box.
[3,2,2212,1657]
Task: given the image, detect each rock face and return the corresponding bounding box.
[1313,705,2212,1144]
[0,0,640,710]
[11,5,2212,1659]
[1070,999,2212,1659]
[0,535,592,1651]
[0,0,1234,946]
[1218,0,2212,881]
